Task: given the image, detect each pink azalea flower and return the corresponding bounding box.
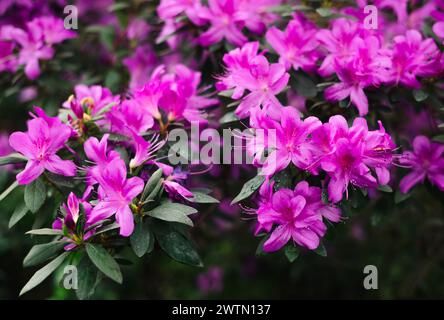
[0,132,13,171]
[197,0,247,46]
[84,134,120,185]
[388,30,441,88]
[157,0,207,26]
[255,180,340,252]
[52,191,99,251]
[311,116,387,203]
[399,136,444,193]
[133,66,168,120]
[9,110,76,185]
[266,16,320,72]
[129,129,164,169]
[1,24,53,80]
[324,36,391,116]
[126,18,150,42]
[0,16,75,80]
[249,107,322,176]
[157,163,194,200]
[91,158,144,237]
[316,18,373,77]
[63,84,120,120]
[0,40,17,72]
[26,16,76,45]
[218,42,289,119]
[123,45,157,89]
[107,99,154,136]
[433,21,444,44]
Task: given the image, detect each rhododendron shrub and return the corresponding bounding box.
[0,0,444,300]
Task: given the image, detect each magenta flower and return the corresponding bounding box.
[433,22,444,44]
[107,99,154,136]
[197,266,224,294]
[310,116,392,203]
[63,84,120,120]
[399,136,444,193]
[0,16,75,80]
[9,111,76,185]
[129,129,164,169]
[266,16,320,72]
[26,16,76,45]
[52,191,98,250]
[90,158,144,236]
[1,24,53,80]
[84,134,120,185]
[256,180,340,252]
[0,40,17,72]
[157,0,207,26]
[197,0,247,46]
[316,18,370,77]
[126,18,150,42]
[219,43,289,119]
[157,163,194,200]
[123,45,157,89]
[249,107,322,176]
[324,36,391,116]
[388,30,441,88]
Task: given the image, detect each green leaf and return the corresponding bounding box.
[413,89,428,102]
[285,245,300,263]
[231,174,265,204]
[24,179,46,213]
[45,172,77,188]
[292,72,317,98]
[107,2,130,12]
[76,256,99,300]
[86,244,122,284]
[25,228,63,236]
[314,243,327,257]
[189,191,219,204]
[20,252,69,296]
[141,168,163,200]
[9,203,28,228]
[0,180,19,202]
[377,185,393,193]
[0,153,27,166]
[316,7,332,17]
[432,135,444,143]
[130,219,154,257]
[218,89,234,97]
[147,202,197,226]
[23,241,67,267]
[255,235,270,256]
[156,230,203,267]
[220,112,238,124]
[395,190,411,204]
[91,222,120,237]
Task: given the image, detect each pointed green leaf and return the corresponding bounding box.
[20,252,69,296]
[24,179,46,213]
[231,175,265,204]
[86,243,122,284]
[156,229,202,267]
[130,219,154,257]
[23,241,67,267]
[285,245,300,263]
[9,204,28,228]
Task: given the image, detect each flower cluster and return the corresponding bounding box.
[7,63,219,241]
[255,180,341,252]
[157,0,283,47]
[0,16,75,79]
